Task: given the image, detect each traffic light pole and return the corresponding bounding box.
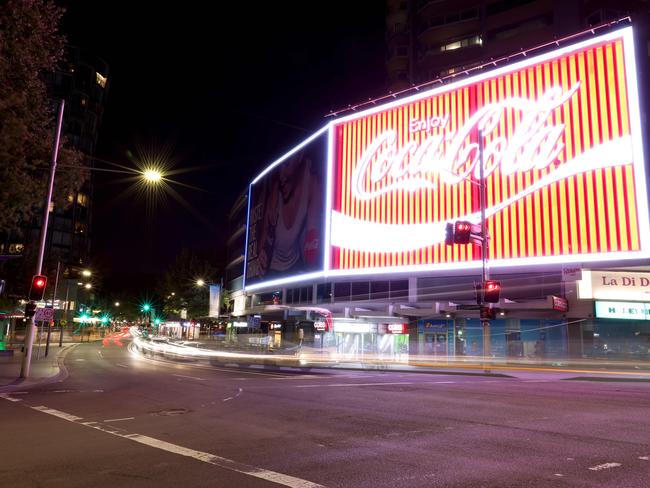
[478,131,491,368]
[20,100,65,379]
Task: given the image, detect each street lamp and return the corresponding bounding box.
[114,301,120,307]
[143,169,162,183]
[196,279,205,287]
[82,269,92,278]
[84,283,92,290]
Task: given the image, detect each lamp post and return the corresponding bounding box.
[21,100,64,379]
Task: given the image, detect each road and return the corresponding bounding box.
[1,339,650,487]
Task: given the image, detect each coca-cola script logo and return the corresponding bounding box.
[352,83,580,201]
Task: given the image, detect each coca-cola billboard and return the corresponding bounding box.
[245,130,327,287]
[328,27,650,273]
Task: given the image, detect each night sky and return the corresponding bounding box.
[58,1,386,291]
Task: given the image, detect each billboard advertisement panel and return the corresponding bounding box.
[245,130,327,287]
[328,27,649,274]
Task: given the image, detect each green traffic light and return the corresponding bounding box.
[154,318,161,325]
[142,304,151,312]
[101,316,109,324]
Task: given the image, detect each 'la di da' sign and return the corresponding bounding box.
[327,26,650,275]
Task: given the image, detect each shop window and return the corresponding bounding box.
[301,286,313,303]
[334,282,351,301]
[370,281,390,300]
[76,193,88,207]
[390,280,409,299]
[351,282,370,301]
[316,283,331,303]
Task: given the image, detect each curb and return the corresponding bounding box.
[0,343,78,393]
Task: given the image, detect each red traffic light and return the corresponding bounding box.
[484,280,501,303]
[28,274,47,301]
[454,221,472,244]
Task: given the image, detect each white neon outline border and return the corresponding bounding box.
[244,26,650,293]
[250,124,330,185]
[332,26,635,125]
[242,183,253,290]
[324,121,335,271]
[621,27,650,255]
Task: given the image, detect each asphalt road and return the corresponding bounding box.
[1,339,650,488]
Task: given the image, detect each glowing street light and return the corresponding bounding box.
[82,269,92,277]
[143,169,162,183]
[84,283,92,290]
[114,301,120,307]
[196,279,205,287]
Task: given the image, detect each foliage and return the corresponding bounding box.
[0,0,86,234]
[158,248,219,319]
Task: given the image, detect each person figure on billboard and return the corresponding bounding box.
[257,150,321,277]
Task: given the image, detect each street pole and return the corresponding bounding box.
[20,99,64,379]
[479,130,491,370]
[60,279,70,347]
[45,260,61,357]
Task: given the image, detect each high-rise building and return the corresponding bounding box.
[40,46,109,268]
[386,0,647,93]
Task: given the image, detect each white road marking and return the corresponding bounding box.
[28,403,326,487]
[97,350,103,359]
[75,358,85,362]
[104,417,135,423]
[0,393,21,402]
[172,374,206,381]
[554,474,564,477]
[639,456,649,461]
[12,391,29,395]
[31,405,83,422]
[116,363,128,368]
[296,382,414,388]
[223,388,243,402]
[588,462,622,471]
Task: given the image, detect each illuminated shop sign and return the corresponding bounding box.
[386,323,408,334]
[333,322,377,334]
[328,27,649,274]
[578,270,650,301]
[594,300,650,320]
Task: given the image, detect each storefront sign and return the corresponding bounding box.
[595,300,650,320]
[549,295,569,312]
[314,320,326,331]
[578,270,650,301]
[233,295,247,316]
[386,323,407,334]
[333,322,376,334]
[417,320,448,333]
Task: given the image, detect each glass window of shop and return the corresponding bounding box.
[316,282,331,303]
[588,320,650,360]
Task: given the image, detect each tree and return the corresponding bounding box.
[0,0,85,234]
[158,248,219,319]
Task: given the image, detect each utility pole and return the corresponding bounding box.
[45,260,61,357]
[21,100,64,378]
[478,130,491,370]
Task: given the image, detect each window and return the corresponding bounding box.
[351,282,370,301]
[76,193,88,207]
[440,35,482,52]
[370,281,390,300]
[334,282,351,301]
[317,283,331,303]
[95,72,107,88]
[390,280,409,299]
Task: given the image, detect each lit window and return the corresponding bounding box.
[96,72,107,88]
[76,193,88,207]
[440,36,482,52]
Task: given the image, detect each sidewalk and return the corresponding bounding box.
[0,343,77,392]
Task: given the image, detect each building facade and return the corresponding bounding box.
[227,19,650,363]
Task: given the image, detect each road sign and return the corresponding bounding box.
[34,307,54,322]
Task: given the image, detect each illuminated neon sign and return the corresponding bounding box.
[328,26,649,273]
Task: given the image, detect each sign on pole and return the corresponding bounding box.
[34,307,54,322]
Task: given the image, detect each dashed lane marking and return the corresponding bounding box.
[295,382,414,388]
[104,417,135,423]
[588,463,622,471]
[223,388,243,402]
[116,363,128,368]
[31,406,83,422]
[172,374,206,381]
[0,393,21,402]
[28,404,326,488]
[639,456,649,461]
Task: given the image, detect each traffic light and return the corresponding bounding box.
[484,280,501,303]
[480,306,496,320]
[454,221,472,244]
[445,223,454,246]
[24,301,37,318]
[28,275,47,301]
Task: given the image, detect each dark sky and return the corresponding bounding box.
[58,1,387,288]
